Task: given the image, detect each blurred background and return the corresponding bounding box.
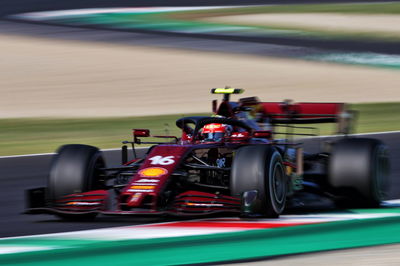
[1,0,400,265]
[0,0,399,155]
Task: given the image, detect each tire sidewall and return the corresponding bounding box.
[266,150,286,215]
[371,144,389,202]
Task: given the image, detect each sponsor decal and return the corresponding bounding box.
[127,185,156,193]
[149,155,175,165]
[203,123,226,133]
[204,124,222,130]
[132,183,158,186]
[129,193,142,203]
[130,185,156,190]
[232,132,246,138]
[216,158,226,168]
[127,189,154,192]
[139,167,168,177]
[135,178,160,183]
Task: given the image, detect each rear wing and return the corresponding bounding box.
[259,101,355,134]
[210,89,355,134]
[261,102,344,124]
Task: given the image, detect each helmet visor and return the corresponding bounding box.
[204,132,225,142]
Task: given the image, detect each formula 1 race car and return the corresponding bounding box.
[26,88,390,219]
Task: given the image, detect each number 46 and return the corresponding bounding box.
[149,155,175,165]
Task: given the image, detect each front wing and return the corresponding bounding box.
[25,187,242,217]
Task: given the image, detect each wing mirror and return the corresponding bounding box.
[133,129,150,137]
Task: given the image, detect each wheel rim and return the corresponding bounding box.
[272,163,286,205]
[88,155,106,190]
[374,146,389,201]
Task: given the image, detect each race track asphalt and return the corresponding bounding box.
[0,149,166,238]
[0,132,399,238]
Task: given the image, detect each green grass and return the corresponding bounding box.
[0,103,399,156]
[0,113,208,156]
[167,2,400,42]
[172,2,400,17]
[49,2,400,43]
[116,12,400,42]
[355,102,400,132]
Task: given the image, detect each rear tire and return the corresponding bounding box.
[328,138,390,208]
[48,144,106,219]
[231,145,287,218]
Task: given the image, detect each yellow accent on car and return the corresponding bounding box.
[139,167,168,177]
[212,88,244,94]
[286,166,293,176]
[130,185,156,190]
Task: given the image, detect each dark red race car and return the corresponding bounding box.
[26,88,390,219]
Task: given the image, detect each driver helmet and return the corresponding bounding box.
[202,123,232,142]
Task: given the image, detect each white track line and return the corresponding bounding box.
[1,130,399,159]
[0,147,148,159]
[2,211,400,241]
[310,130,400,139]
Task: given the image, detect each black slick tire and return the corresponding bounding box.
[328,138,390,207]
[48,144,106,203]
[230,145,287,218]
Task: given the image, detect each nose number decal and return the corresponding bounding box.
[149,155,175,165]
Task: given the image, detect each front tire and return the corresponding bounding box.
[231,145,287,218]
[48,144,106,204]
